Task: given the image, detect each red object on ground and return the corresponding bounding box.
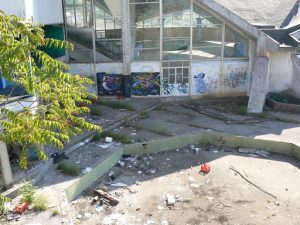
[15,202,29,214]
[200,164,211,174]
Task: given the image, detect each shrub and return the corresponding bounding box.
[57,161,80,176]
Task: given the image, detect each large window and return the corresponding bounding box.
[162,0,191,60]
[130,0,160,61]
[224,26,249,58]
[65,0,94,62]
[94,0,123,62]
[192,4,223,59]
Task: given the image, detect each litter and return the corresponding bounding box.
[82,167,92,174]
[15,202,28,214]
[200,164,211,174]
[97,142,113,149]
[108,171,114,177]
[255,150,271,158]
[238,148,256,154]
[105,137,113,143]
[110,182,128,187]
[166,194,176,206]
[145,169,157,175]
[94,189,119,206]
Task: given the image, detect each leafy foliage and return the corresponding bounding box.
[0,195,11,214]
[57,160,80,176]
[20,182,36,204]
[0,11,101,169]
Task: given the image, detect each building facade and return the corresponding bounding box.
[1,0,300,113]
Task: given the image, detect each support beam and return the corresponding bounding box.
[0,142,13,189]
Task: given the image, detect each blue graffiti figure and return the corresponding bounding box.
[194,73,206,93]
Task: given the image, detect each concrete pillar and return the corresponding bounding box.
[122,0,131,76]
[247,56,270,113]
[0,142,13,189]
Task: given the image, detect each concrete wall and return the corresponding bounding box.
[269,51,295,93]
[191,60,250,97]
[0,0,63,24]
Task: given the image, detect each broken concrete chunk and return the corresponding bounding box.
[166,194,176,206]
[248,153,259,158]
[239,148,257,153]
[255,150,271,158]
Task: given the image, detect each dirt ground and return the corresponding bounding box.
[70,145,300,225]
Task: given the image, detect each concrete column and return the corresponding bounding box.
[0,142,13,189]
[247,56,270,113]
[122,0,131,75]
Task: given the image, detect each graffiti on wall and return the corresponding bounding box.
[97,73,124,96]
[131,73,160,96]
[194,73,218,93]
[163,83,189,96]
[223,70,247,89]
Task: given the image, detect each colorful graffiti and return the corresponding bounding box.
[131,73,160,96]
[223,70,247,89]
[97,73,124,96]
[163,83,189,96]
[194,73,207,93]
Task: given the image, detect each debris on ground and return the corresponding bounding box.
[229,166,276,199]
[166,194,176,206]
[238,148,257,154]
[82,167,92,174]
[255,150,271,158]
[200,163,211,174]
[105,137,113,143]
[94,189,119,206]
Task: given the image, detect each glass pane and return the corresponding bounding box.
[65,0,74,5]
[224,26,249,58]
[192,3,222,59]
[67,28,94,62]
[163,39,190,60]
[95,40,123,61]
[94,0,122,17]
[130,2,160,61]
[162,0,191,60]
[66,7,75,27]
[169,75,175,84]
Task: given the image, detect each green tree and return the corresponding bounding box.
[0,11,101,169]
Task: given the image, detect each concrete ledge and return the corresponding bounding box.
[65,148,123,202]
[64,130,299,202]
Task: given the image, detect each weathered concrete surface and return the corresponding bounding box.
[248,56,270,113]
[0,142,13,188]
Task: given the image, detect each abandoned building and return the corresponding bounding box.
[1,0,300,114]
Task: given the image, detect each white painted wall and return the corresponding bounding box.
[131,62,160,73]
[191,60,249,96]
[0,0,63,24]
[268,51,294,93]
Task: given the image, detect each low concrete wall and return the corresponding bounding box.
[65,148,123,202]
[65,130,299,202]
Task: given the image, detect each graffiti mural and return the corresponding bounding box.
[223,70,247,89]
[131,73,160,96]
[163,83,189,96]
[191,61,249,95]
[97,73,124,96]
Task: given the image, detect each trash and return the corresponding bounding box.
[189,144,195,150]
[51,152,69,164]
[157,205,164,210]
[213,150,219,154]
[200,164,211,174]
[118,161,125,167]
[138,171,143,174]
[105,137,113,143]
[131,133,137,136]
[95,205,103,212]
[238,148,256,154]
[108,171,114,177]
[255,150,271,158]
[248,153,259,158]
[97,143,113,149]
[82,167,92,174]
[77,215,83,219]
[94,189,119,206]
[15,202,29,214]
[6,213,21,221]
[84,213,91,218]
[194,148,200,153]
[166,194,176,206]
[145,169,156,175]
[110,182,128,187]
